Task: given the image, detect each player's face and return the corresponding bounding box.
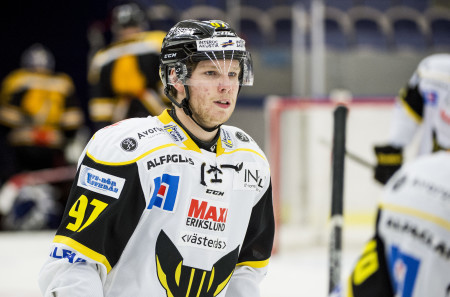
[187,59,240,128]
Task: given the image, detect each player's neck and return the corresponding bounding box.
[173,108,218,142]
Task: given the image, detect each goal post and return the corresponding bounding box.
[265,96,396,251]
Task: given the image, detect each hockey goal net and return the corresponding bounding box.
[265,96,401,251]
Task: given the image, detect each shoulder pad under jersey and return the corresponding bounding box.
[219,125,268,161]
[87,116,169,164]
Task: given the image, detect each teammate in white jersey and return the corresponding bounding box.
[38,20,275,297]
[332,77,450,296]
[374,53,450,184]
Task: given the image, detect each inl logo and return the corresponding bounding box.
[148,174,180,211]
[245,169,264,188]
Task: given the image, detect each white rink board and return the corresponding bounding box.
[273,100,422,248]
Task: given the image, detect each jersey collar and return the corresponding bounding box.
[158,109,226,155]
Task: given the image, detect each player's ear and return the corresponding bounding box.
[169,68,185,94]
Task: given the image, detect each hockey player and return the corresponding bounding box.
[0,43,84,230]
[332,79,450,296]
[0,43,84,182]
[88,2,169,132]
[374,53,450,184]
[38,20,275,297]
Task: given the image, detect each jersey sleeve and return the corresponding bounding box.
[38,149,147,296]
[346,234,394,297]
[331,210,394,297]
[226,180,275,297]
[388,83,423,148]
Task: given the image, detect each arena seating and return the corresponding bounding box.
[145,0,450,51]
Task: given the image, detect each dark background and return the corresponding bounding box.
[0,0,110,121]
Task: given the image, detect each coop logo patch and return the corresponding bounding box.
[186,198,228,232]
[164,124,187,142]
[120,137,137,152]
[148,173,180,212]
[77,165,125,198]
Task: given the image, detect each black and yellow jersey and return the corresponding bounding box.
[39,110,275,297]
[88,31,170,131]
[0,68,84,148]
[332,151,450,297]
[388,54,450,154]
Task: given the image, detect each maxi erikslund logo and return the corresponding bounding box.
[77,165,125,199]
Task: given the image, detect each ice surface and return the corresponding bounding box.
[0,227,366,297]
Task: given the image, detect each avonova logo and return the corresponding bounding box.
[77,165,125,199]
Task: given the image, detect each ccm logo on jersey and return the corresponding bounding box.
[77,165,125,199]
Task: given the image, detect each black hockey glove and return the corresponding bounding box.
[373,145,402,185]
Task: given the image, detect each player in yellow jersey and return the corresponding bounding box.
[0,44,85,230]
[88,2,170,132]
[0,43,84,181]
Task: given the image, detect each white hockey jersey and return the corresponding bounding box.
[389,53,450,153]
[332,151,450,297]
[38,109,275,297]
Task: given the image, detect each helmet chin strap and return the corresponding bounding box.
[164,86,221,133]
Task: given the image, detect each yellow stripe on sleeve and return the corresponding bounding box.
[53,235,112,273]
[236,258,270,268]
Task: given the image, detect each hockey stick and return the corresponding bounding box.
[0,165,77,215]
[319,138,374,170]
[328,105,348,293]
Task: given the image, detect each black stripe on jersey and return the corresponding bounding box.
[10,89,28,107]
[238,180,275,264]
[98,61,115,97]
[56,154,146,270]
[400,85,424,120]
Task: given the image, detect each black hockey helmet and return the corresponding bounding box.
[111,2,147,32]
[20,43,55,71]
[159,19,253,91]
[159,19,253,132]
